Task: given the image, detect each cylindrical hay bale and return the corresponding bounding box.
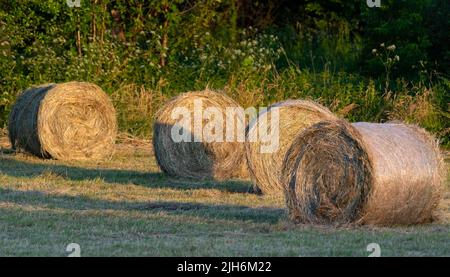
[8,82,117,160]
[282,120,445,226]
[245,100,338,197]
[153,90,248,180]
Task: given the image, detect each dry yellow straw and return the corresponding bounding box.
[9,82,117,160]
[282,120,445,226]
[153,90,248,180]
[246,100,337,197]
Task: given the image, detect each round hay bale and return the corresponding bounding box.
[153,90,248,180]
[245,100,337,197]
[8,82,117,160]
[282,120,445,226]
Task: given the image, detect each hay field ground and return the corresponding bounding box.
[0,132,449,257]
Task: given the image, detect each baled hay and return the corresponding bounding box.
[282,120,445,226]
[8,82,117,160]
[245,100,337,197]
[153,90,248,180]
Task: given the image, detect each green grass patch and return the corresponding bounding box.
[0,139,448,257]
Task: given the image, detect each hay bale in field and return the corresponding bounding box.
[153,90,248,180]
[282,120,445,226]
[245,100,338,197]
[8,82,117,160]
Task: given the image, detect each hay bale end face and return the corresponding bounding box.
[282,120,445,226]
[8,82,117,160]
[245,100,338,197]
[153,90,248,181]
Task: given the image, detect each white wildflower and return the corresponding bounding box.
[387,45,396,51]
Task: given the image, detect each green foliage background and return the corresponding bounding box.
[0,0,448,144]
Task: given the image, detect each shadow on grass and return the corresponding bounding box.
[0,188,284,224]
[0,156,253,193]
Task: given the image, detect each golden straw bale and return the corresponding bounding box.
[8,82,117,160]
[246,100,337,197]
[282,120,445,226]
[153,90,248,180]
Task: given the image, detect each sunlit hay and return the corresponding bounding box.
[245,100,338,197]
[8,82,117,160]
[153,90,249,181]
[282,120,445,226]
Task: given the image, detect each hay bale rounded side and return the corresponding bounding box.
[153,90,248,180]
[245,100,338,197]
[8,82,117,160]
[282,120,445,226]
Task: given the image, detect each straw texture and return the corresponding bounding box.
[153,90,248,180]
[282,120,445,226]
[245,100,337,197]
[8,82,117,160]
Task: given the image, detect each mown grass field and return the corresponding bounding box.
[0,132,449,257]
